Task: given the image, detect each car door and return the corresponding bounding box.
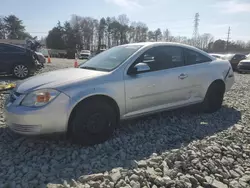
[0,44,26,73]
[124,46,194,118]
[0,44,10,73]
[182,48,213,100]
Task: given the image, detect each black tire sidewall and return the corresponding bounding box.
[202,84,224,113]
[70,100,116,145]
[12,64,30,79]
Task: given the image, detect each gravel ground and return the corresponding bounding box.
[0,62,250,188]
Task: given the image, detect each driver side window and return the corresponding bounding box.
[128,46,184,74]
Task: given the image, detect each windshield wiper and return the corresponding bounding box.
[80,66,97,70]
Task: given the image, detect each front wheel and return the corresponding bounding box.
[12,64,30,79]
[201,82,225,113]
[69,99,117,146]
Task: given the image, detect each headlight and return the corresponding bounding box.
[21,89,60,107]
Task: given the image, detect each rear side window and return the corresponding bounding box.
[184,49,211,65]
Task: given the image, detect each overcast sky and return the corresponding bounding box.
[1,0,250,41]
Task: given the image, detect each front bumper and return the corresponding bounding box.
[4,92,71,135]
[237,64,250,72]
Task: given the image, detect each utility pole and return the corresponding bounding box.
[226,27,231,52]
[193,13,200,47]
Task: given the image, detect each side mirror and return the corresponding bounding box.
[128,63,150,75]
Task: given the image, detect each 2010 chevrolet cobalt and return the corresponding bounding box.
[4,42,235,145]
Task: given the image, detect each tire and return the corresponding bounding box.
[202,82,225,113]
[69,99,117,145]
[12,64,30,79]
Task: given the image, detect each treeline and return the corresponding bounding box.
[0,15,31,39]
[46,14,250,53]
[1,14,249,54]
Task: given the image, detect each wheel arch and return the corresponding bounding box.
[67,94,120,133]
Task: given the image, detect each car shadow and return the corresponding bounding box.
[0,105,241,186]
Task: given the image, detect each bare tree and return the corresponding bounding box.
[98,18,106,50]
[46,13,250,54]
[0,16,6,39]
[154,28,162,41]
[198,33,214,50]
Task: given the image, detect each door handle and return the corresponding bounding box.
[178,73,188,79]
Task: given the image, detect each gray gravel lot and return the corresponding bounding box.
[0,60,250,188]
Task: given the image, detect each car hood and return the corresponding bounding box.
[35,52,44,56]
[15,68,107,93]
[240,59,250,63]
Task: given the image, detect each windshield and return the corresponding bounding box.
[79,45,142,71]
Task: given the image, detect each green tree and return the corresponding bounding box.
[63,21,82,49]
[148,31,154,41]
[46,21,65,49]
[4,15,29,39]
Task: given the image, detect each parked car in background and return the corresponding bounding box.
[5,42,234,145]
[0,43,40,79]
[38,48,50,58]
[97,48,106,54]
[209,53,224,59]
[222,53,246,71]
[79,50,91,59]
[237,55,250,73]
[35,51,46,65]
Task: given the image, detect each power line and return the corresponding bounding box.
[226,27,231,52]
[193,13,200,46]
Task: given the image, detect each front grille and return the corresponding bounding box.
[81,54,89,58]
[238,65,250,70]
[10,123,41,133]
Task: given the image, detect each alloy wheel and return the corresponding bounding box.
[14,65,29,78]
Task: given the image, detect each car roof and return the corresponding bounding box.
[124,42,194,48]
[0,42,26,49]
[122,42,215,60]
[123,42,207,51]
[225,53,245,56]
[209,53,224,56]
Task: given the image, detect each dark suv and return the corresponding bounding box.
[223,54,246,71]
[0,43,39,79]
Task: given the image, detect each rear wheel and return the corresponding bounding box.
[202,82,225,113]
[69,99,117,145]
[12,64,30,79]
